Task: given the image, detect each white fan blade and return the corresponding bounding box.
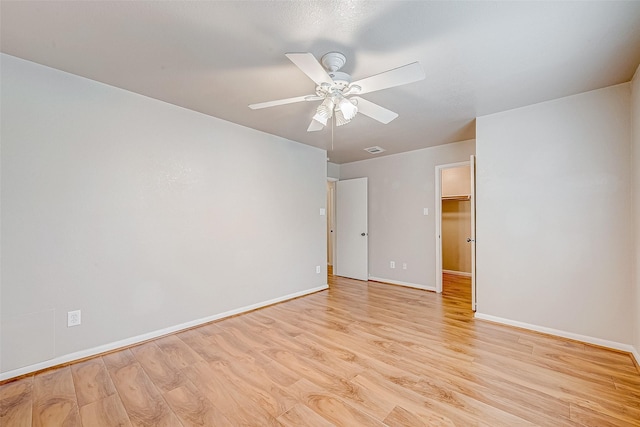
[307,119,325,132]
[351,97,399,124]
[286,53,333,85]
[351,62,425,95]
[249,95,313,110]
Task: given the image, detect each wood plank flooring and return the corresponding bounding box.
[2,272,639,426]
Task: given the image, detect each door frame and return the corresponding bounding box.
[327,178,338,267]
[469,155,477,312]
[435,161,471,294]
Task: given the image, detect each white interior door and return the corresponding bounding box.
[327,181,336,266]
[335,178,368,281]
[470,155,477,311]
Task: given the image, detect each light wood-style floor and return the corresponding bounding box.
[2,272,640,426]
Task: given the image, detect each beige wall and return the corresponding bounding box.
[442,199,471,273]
[476,83,633,347]
[0,54,327,377]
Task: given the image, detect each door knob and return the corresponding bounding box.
[466,237,475,242]
[361,232,366,236]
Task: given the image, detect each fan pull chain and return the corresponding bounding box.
[331,113,335,152]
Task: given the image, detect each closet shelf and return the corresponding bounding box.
[442,195,471,201]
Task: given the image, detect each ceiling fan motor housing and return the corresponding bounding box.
[319,52,353,95]
[328,71,351,87]
[321,52,347,72]
[318,73,353,98]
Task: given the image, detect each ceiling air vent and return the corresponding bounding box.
[364,146,386,155]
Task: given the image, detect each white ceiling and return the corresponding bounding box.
[2,1,640,164]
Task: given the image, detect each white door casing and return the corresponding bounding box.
[435,161,471,293]
[470,155,477,311]
[327,179,337,266]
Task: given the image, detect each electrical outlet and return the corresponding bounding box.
[390,261,395,269]
[316,265,321,274]
[68,310,81,327]
[403,263,407,270]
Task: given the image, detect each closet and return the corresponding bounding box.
[441,166,471,276]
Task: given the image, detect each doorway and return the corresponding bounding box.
[435,160,475,309]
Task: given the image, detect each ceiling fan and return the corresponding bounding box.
[249,52,425,132]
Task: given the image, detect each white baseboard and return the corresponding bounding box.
[442,269,472,277]
[631,346,640,367]
[368,276,436,292]
[475,312,640,364]
[0,285,328,382]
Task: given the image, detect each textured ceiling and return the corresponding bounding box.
[2,1,640,163]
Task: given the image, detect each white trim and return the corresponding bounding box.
[469,154,476,312]
[631,347,640,367]
[0,285,328,381]
[435,160,471,294]
[475,312,639,359]
[368,276,436,292]
[443,269,472,277]
[327,180,336,268]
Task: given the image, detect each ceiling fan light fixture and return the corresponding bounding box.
[335,109,351,126]
[312,111,328,126]
[313,97,336,125]
[338,98,358,120]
